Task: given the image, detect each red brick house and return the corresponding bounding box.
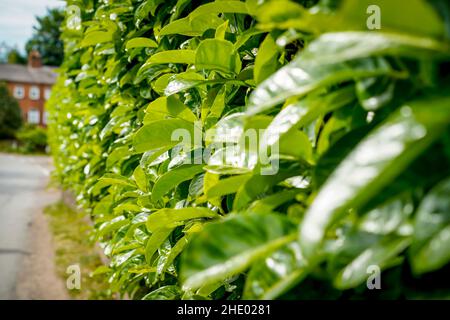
[0,50,57,126]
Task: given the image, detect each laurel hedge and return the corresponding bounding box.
[48,0,450,299]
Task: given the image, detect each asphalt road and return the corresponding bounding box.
[0,153,56,299]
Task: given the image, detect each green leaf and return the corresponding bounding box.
[133,119,198,153]
[357,197,413,235]
[160,0,247,36]
[313,126,371,188]
[249,56,398,115]
[133,165,149,193]
[159,14,224,37]
[145,228,175,263]
[279,130,313,162]
[299,95,450,259]
[181,213,297,290]
[249,189,301,214]
[92,173,136,195]
[140,146,172,171]
[196,39,241,74]
[141,50,196,67]
[142,285,182,300]
[165,73,246,96]
[146,207,219,232]
[160,232,198,275]
[125,37,158,50]
[144,96,197,123]
[152,73,176,95]
[80,31,113,47]
[233,161,308,210]
[215,20,229,40]
[243,242,308,299]
[188,1,248,18]
[135,0,165,21]
[356,76,396,111]
[248,31,450,114]
[151,165,205,201]
[203,86,226,127]
[412,226,450,275]
[300,32,450,66]
[254,34,279,84]
[411,177,450,274]
[260,86,355,153]
[106,146,130,169]
[334,236,411,290]
[97,216,129,238]
[339,0,445,38]
[207,145,257,175]
[205,174,252,199]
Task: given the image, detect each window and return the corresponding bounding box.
[44,88,51,100]
[43,111,49,125]
[13,85,24,99]
[29,86,40,100]
[28,109,40,124]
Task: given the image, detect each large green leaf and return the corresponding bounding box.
[144,96,197,123]
[125,37,158,50]
[139,50,196,71]
[300,32,450,65]
[259,86,355,152]
[146,207,219,232]
[334,236,411,290]
[410,177,450,274]
[254,34,279,84]
[243,242,308,299]
[299,95,450,259]
[80,30,114,47]
[180,213,297,290]
[159,1,248,36]
[151,165,205,201]
[142,285,182,300]
[248,56,398,115]
[248,31,450,114]
[159,14,224,36]
[195,39,241,74]
[145,227,174,263]
[133,119,198,153]
[205,174,252,199]
[338,0,445,38]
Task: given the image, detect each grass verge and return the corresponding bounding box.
[44,201,112,299]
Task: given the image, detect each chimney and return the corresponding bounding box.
[28,50,42,68]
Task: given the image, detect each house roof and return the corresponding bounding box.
[0,63,58,85]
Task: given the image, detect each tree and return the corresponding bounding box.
[7,49,27,65]
[25,8,64,66]
[0,82,22,138]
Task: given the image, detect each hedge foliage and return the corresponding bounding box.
[48,0,450,299]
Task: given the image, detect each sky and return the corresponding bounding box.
[0,0,64,53]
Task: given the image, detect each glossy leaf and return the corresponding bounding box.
[334,236,411,289]
[133,119,198,153]
[411,178,450,274]
[146,207,219,232]
[299,95,450,259]
[151,165,205,201]
[181,213,297,290]
[196,39,241,74]
[243,242,308,299]
[126,37,158,50]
